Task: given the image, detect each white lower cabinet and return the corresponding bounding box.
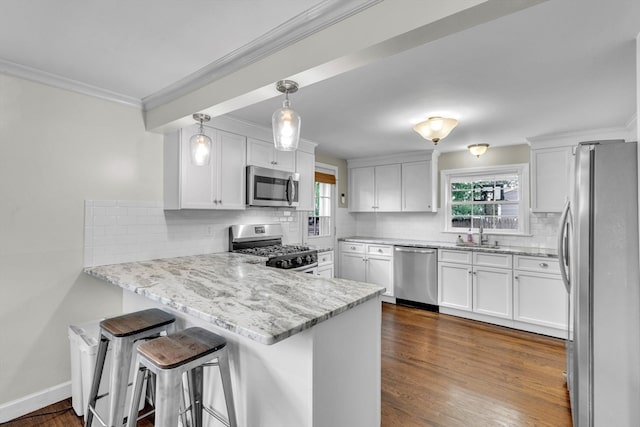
[438,262,472,310]
[316,251,334,278]
[513,256,567,332]
[439,250,567,338]
[438,250,512,318]
[473,266,513,319]
[339,242,393,296]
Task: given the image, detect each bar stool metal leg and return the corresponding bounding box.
[85,336,109,427]
[217,349,238,427]
[187,366,204,427]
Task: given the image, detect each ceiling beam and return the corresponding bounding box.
[144,0,545,134]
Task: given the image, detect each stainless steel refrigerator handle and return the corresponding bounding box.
[557,199,571,293]
[394,247,436,254]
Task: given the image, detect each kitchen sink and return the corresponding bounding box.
[455,242,500,249]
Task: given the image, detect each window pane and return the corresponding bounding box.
[446,167,525,234]
[451,216,471,229]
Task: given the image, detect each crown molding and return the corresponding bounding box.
[0,58,142,108]
[0,0,380,112]
[141,0,382,111]
[527,115,638,148]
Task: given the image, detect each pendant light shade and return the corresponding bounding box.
[190,113,212,166]
[468,143,489,157]
[413,116,458,144]
[272,80,301,152]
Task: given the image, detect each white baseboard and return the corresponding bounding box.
[0,381,72,423]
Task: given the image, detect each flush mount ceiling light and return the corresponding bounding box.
[272,80,301,152]
[468,143,490,157]
[413,116,458,145]
[190,113,212,166]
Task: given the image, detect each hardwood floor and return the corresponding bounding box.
[4,303,572,426]
[382,303,572,426]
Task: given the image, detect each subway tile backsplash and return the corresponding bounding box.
[84,200,301,267]
[352,211,560,249]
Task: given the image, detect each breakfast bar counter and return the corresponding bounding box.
[85,252,384,427]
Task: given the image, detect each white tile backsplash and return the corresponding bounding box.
[84,200,303,267]
[352,210,560,248]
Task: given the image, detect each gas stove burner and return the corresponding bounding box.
[229,224,318,271]
[234,244,311,258]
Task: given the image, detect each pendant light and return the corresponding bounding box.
[190,113,212,166]
[468,144,489,157]
[413,116,458,145]
[272,80,301,151]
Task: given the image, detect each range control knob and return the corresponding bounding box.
[281,260,289,269]
[295,257,303,266]
[305,255,312,263]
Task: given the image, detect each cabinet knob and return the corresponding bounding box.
[351,246,356,250]
[539,262,548,268]
[378,249,383,253]
[468,271,472,275]
[514,276,519,280]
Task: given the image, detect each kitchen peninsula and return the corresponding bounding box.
[85,252,384,427]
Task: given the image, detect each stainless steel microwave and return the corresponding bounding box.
[247,165,299,207]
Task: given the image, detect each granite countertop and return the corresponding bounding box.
[339,237,558,258]
[84,252,384,345]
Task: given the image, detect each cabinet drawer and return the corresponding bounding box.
[367,244,393,256]
[340,242,365,254]
[473,252,513,269]
[438,249,472,264]
[513,256,560,274]
[318,251,334,265]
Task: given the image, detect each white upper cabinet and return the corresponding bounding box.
[402,160,437,212]
[530,145,573,212]
[348,151,438,213]
[349,164,401,212]
[296,149,315,211]
[164,125,246,210]
[374,164,402,211]
[349,167,376,212]
[247,137,295,172]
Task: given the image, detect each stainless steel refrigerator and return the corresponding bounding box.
[558,140,640,426]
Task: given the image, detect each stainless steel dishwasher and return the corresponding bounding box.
[393,246,438,311]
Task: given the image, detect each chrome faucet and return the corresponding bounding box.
[478,219,489,246]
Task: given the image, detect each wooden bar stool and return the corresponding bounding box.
[127,327,237,427]
[86,309,176,427]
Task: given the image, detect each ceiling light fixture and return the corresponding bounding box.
[468,144,490,157]
[272,80,301,152]
[413,116,458,145]
[190,113,212,166]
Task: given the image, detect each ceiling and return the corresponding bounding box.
[1,0,638,159]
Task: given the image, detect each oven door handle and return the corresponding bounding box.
[286,176,296,206]
[289,262,318,272]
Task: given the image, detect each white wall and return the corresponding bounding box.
[0,74,164,413]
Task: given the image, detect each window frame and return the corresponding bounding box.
[442,163,530,235]
[306,163,337,242]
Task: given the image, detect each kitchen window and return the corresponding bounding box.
[307,168,336,239]
[442,164,530,235]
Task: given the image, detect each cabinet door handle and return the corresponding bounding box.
[514,276,519,280]
[539,262,548,268]
[468,271,472,275]
[378,249,383,253]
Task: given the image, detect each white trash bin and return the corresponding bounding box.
[68,320,147,421]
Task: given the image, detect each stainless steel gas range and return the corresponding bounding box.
[229,224,318,273]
